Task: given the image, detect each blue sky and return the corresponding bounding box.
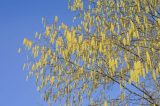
[0,0,74,106]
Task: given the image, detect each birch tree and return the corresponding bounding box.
[19,0,160,105]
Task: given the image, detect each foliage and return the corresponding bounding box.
[20,0,160,105]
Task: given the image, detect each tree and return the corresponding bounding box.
[19,0,160,105]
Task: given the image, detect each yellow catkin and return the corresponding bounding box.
[104,101,108,106]
[50,76,55,85]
